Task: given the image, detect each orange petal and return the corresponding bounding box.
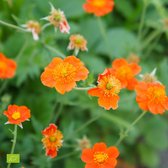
[47,58,63,69]
[106,147,119,158]
[55,81,76,94]
[64,56,82,68]
[81,149,94,163]
[148,102,165,114]
[93,143,107,152]
[46,148,57,158]
[164,98,168,109]
[126,78,138,90]
[98,95,119,110]
[112,58,128,69]
[42,124,57,136]
[103,158,117,168]
[41,69,56,88]
[88,88,102,97]
[75,66,89,81]
[85,163,97,168]
[129,63,141,75]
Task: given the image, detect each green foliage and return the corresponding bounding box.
[0,0,168,168]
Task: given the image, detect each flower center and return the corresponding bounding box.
[153,89,165,98]
[75,37,83,45]
[54,14,62,22]
[12,111,21,120]
[55,62,76,80]
[117,66,132,78]
[106,82,113,90]
[93,0,105,7]
[94,152,108,164]
[49,136,57,142]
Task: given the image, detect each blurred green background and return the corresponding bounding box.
[0,0,168,167]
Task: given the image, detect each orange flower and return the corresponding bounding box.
[68,34,88,55]
[81,142,119,168]
[3,105,31,128]
[41,56,89,94]
[42,124,63,158]
[0,53,17,79]
[110,58,141,90]
[135,81,168,114]
[83,0,114,17]
[88,69,121,110]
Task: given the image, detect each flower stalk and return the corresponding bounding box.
[115,111,147,146]
[7,125,18,168]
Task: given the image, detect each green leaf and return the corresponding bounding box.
[96,28,139,58]
[142,117,168,150]
[138,143,160,168]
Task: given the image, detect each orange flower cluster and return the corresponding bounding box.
[42,124,63,158]
[81,142,119,168]
[0,53,17,79]
[4,105,31,128]
[135,81,168,114]
[88,58,141,110]
[41,56,89,94]
[83,0,115,16]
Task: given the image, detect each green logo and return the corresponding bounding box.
[7,154,20,163]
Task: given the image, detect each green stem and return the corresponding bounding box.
[54,151,78,161]
[15,41,28,63]
[75,114,101,134]
[0,80,8,95]
[7,125,18,168]
[42,23,51,31]
[74,86,94,91]
[142,30,162,50]
[0,20,27,32]
[44,44,66,58]
[65,114,101,141]
[138,3,147,42]
[115,111,146,146]
[144,34,162,59]
[54,103,63,122]
[97,17,111,57]
[102,112,130,128]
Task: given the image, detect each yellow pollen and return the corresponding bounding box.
[49,136,57,142]
[12,112,21,120]
[106,82,113,90]
[94,152,108,164]
[93,0,105,7]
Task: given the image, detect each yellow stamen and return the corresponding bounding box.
[12,112,21,120]
[94,152,108,164]
[49,136,57,142]
[106,82,113,90]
